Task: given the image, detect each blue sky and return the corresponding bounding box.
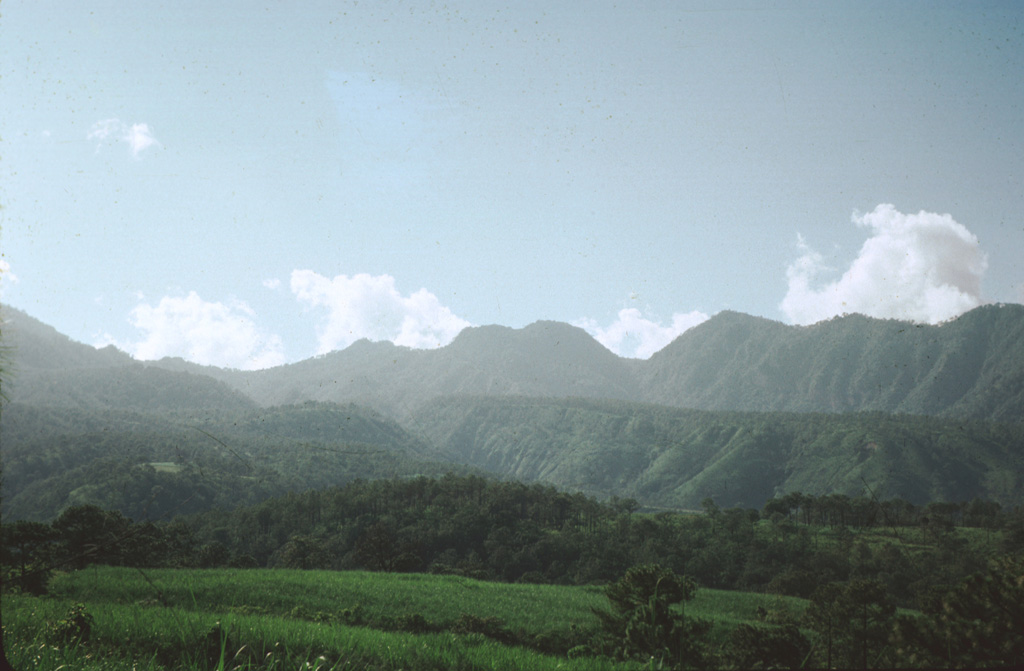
[2,1,1022,368]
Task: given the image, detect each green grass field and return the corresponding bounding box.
[48,567,608,633]
[3,567,810,670]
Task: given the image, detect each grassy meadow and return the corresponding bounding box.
[2,567,809,670]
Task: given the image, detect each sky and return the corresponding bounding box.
[1,1,1022,369]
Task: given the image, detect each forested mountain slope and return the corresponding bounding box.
[1,307,257,415]
[0,400,463,522]
[1,306,133,371]
[642,304,1024,421]
[7,364,259,415]
[411,395,1024,509]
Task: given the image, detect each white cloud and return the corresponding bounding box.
[0,259,18,283]
[113,291,286,370]
[0,259,18,297]
[262,278,282,290]
[780,204,988,325]
[124,123,159,156]
[290,270,471,353]
[578,307,710,358]
[88,118,161,157]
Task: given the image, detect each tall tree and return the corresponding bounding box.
[595,564,710,669]
[892,555,1024,668]
[806,580,895,669]
[0,520,56,593]
[51,504,132,568]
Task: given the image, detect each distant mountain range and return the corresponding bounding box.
[85,304,1024,421]
[10,303,1017,421]
[2,304,1022,519]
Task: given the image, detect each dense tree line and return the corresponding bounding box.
[6,475,1021,605]
[3,474,1023,667]
[761,489,1011,531]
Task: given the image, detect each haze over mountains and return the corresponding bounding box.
[2,304,1022,519]
[10,304,1019,420]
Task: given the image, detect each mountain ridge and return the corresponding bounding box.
[3,303,1022,421]
[641,303,1024,421]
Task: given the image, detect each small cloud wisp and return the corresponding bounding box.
[0,259,19,294]
[88,118,161,158]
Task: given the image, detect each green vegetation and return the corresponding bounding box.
[5,557,1021,669]
[2,591,624,671]
[5,304,1024,525]
[5,395,1024,523]
[4,566,812,670]
[5,474,1019,604]
[640,304,1024,422]
[47,567,607,635]
[412,396,1024,509]
[3,305,1024,668]
[0,401,472,522]
[593,564,712,667]
[3,474,1023,667]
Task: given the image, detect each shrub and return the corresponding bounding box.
[395,613,437,634]
[450,614,517,645]
[339,603,366,626]
[47,603,93,646]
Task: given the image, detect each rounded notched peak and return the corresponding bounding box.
[343,338,402,353]
[444,320,609,356]
[448,320,586,342]
[450,323,516,339]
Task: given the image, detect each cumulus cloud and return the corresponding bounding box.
[262,278,282,291]
[578,307,709,358]
[88,118,161,157]
[290,270,471,353]
[112,292,286,370]
[780,204,988,325]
